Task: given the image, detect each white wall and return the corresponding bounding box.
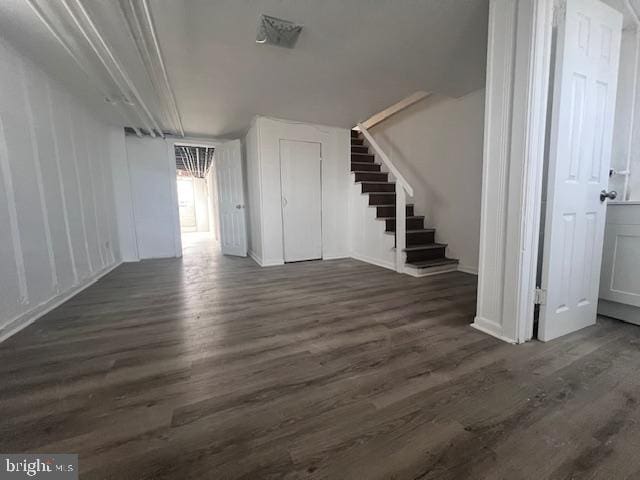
[370,90,486,273]
[0,36,121,340]
[245,116,350,266]
[193,177,210,233]
[124,136,181,259]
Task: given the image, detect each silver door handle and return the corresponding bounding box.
[235,204,244,209]
[600,190,617,202]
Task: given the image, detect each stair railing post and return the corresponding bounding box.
[396,187,406,273]
[357,123,412,274]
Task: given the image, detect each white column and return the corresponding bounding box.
[473,0,553,343]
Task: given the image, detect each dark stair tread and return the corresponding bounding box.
[406,258,459,268]
[371,203,414,208]
[385,228,435,235]
[355,180,395,184]
[378,215,424,220]
[403,243,447,252]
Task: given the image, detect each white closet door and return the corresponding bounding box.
[280,140,322,262]
[539,0,622,341]
[216,139,247,256]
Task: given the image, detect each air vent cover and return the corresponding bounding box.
[256,15,302,48]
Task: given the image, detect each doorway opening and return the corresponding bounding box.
[174,145,220,254]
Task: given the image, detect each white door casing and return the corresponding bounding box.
[216,139,247,256]
[539,0,622,341]
[280,140,322,262]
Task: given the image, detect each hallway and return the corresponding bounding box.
[1,243,639,478]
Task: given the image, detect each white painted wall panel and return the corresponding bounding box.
[24,70,75,292]
[0,41,52,308]
[51,89,92,281]
[0,36,121,341]
[125,136,179,259]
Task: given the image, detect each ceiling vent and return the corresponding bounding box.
[256,15,302,48]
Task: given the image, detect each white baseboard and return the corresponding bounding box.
[471,316,516,344]
[350,253,396,271]
[248,249,263,266]
[323,255,349,261]
[249,250,284,267]
[457,264,479,275]
[0,261,123,343]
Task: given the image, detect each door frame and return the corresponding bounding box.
[473,0,554,343]
[165,137,225,257]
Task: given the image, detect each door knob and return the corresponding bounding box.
[600,190,617,202]
[235,204,243,209]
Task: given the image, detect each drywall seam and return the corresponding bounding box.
[21,61,58,292]
[46,81,78,284]
[68,104,93,275]
[0,115,29,305]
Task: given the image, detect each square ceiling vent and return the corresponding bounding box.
[256,15,302,48]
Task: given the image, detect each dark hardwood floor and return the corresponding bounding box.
[2,232,640,479]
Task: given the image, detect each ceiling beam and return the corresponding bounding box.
[74,0,164,138]
[24,0,143,137]
[118,0,184,137]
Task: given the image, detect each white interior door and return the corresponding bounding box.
[280,140,322,262]
[539,0,622,341]
[216,139,247,256]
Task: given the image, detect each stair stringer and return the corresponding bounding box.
[347,179,396,271]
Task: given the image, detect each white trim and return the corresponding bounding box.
[475,0,553,344]
[471,317,517,344]
[248,249,263,266]
[322,255,349,261]
[0,261,122,343]
[508,0,553,344]
[457,264,479,275]
[261,258,286,267]
[350,253,396,271]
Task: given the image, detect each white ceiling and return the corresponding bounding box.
[0,1,488,138]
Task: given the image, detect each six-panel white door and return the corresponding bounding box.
[539,0,622,341]
[215,139,247,257]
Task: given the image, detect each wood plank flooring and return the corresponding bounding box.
[2,233,640,479]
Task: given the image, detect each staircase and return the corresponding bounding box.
[350,129,459,275]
